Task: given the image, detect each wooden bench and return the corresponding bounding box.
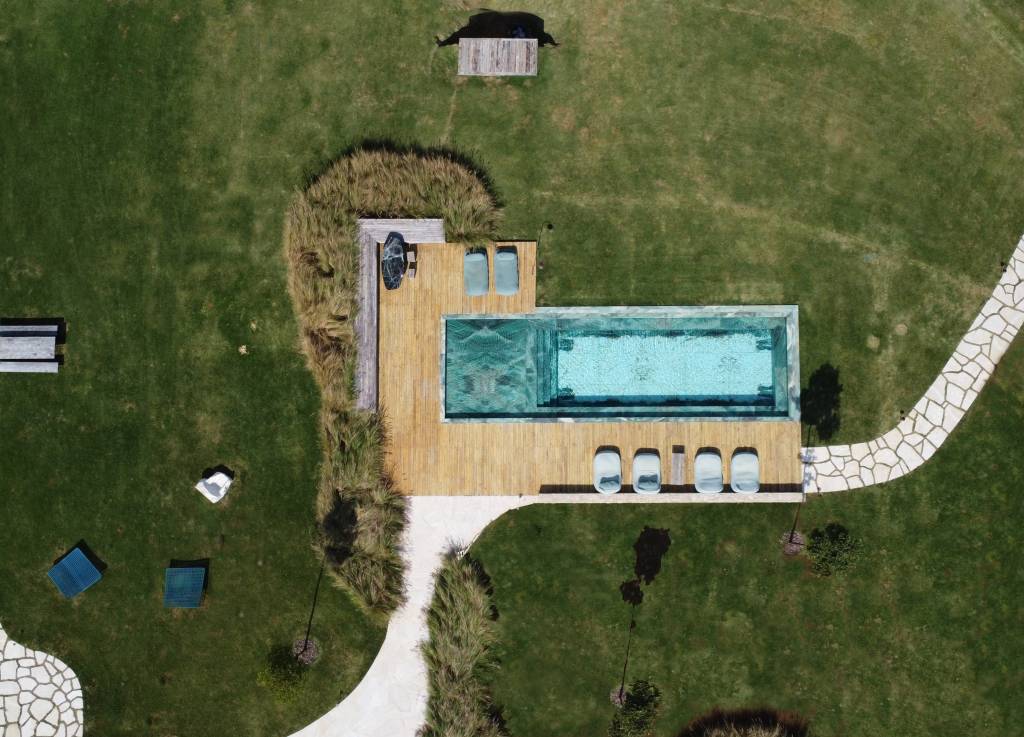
[0,322,62,373]
[458,38,538,76]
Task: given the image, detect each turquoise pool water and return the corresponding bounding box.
[442,309,799,421]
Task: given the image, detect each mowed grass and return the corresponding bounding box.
[1,1,1023,735]
[472,341,1024,737]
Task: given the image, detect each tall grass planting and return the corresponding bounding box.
[284,146,500,614]
[420,549,505,737]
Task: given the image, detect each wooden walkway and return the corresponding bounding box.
[377,242,803,496]
[458,38,538,76]
[354,219,445,410]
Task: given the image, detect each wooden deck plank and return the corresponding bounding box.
[354,219,445,411]
[0,361,59,373]
[458,38,538,76]
[378,242,803,496]
[0,336,56,360]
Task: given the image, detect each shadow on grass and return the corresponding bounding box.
[436,11,558,47]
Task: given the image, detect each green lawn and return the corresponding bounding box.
[473,340,1024,736]
[2,0,1024,735]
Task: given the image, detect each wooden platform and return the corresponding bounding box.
[378,242,803,496]
[355,219,445,411]
[458,38,538,76]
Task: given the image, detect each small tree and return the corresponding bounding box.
[807,523,861,576]
[609,679,661,737]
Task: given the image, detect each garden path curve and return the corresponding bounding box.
[0,622,83,737]
[803,234,1024,492]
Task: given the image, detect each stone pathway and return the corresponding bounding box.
[804,234,1024,492]
[0,624,83,737]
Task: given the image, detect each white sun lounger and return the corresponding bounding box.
[632,451,661,494]
[730,450,760,493]
[195,472,233,503]
[593,449,622,494]
[694,450,724,494]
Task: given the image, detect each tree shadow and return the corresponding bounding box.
[633,527,671,585]
[802,363,842,445]
[319,496,358,567]
[437,11,558,47]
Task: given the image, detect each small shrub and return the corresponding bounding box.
[420,549,505,737]
[609,679,661,737]
[256,645,307,702]
[807,522,861,576]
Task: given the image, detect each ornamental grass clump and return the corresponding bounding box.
[284,145,500,615]
[420,550,505,737]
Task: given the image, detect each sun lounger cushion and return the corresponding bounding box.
[48,548,102,598]
[632,452,661,494]
[593,449,622,494]
[464,251,488,296]
[694,451,724,493]
[730,451,760,493]
[494,248,519,295]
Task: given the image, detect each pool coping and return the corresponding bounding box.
[439,305,800,423]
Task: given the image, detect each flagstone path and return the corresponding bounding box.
[803,234,1024,492]
[0,624,82,737]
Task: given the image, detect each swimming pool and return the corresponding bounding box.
[441,306,800,421]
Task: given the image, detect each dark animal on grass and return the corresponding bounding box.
[437,11,558,47]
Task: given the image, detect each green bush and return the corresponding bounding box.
[256,645,307,703]
[421,549,505,737]
[807,522,862,576]
[610,679,661,737]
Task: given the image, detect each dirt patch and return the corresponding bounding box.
[866,335,880,350]
[894,323,908,336]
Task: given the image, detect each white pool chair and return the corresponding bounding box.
[593,449,622,494]
[195,471,233,504]
[730,450,760,493]
[694,450,724,494]
[632,451,661,494]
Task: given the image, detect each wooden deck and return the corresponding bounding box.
[457,38,538,76]
[378,242,803,496]
[354,219,445,410]
[0,322,61,373]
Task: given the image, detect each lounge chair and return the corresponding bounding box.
[195,471,232,503]
[164,566,207,609]
[494,247,519,295]
[48,547,102,599]
[694,450,723,494]
[464,251,488,296]
[730,450,760,493]
[593,448,622,494]
[632,451,661,494]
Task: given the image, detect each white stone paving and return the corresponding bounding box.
[804,234,1024,493]
[0,623,83,737]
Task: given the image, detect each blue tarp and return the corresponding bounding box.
[47,548,102,598]
[163,567,206,608]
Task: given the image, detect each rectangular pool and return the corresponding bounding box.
[441,306,799,422]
